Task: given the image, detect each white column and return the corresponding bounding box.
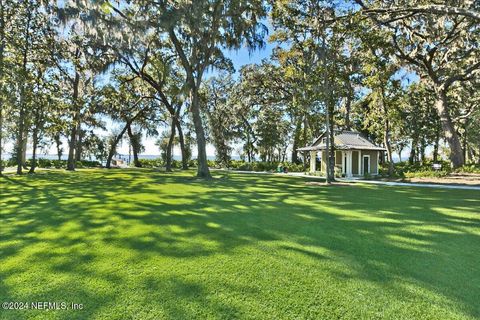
[346,151,353,177]
[358,150,362,176]
[310,151,316,172]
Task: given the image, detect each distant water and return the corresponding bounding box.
[1,153,226,161]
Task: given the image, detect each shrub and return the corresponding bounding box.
[457,164,480,174]
[1,158,100,169]
[79,160,101,168]
[307,171,325,177]
[226,160,305,173]
[52,160,63,168]
[379,160,452,178]
[404,170,449,178]
[138,159,164,168]
[38,158,53,167]
[188,159,198,168]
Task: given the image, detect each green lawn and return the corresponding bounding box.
[1,169,479,320]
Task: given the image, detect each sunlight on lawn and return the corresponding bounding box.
[1,169,479,319]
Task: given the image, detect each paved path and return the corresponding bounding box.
[223,170,480,191]
[4,167,479,191]
[336,178,480,191]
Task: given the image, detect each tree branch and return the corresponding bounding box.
[354,1,480,22]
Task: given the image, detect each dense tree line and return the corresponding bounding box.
[0,0,478,178]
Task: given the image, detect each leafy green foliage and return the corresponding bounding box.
[227,160,304,172]
[0,158,100,169]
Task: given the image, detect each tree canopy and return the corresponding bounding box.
[1,0,479,176]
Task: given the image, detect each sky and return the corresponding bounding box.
[5,18,422,161]
[2,38,278,160]
[114,22,279,158]
[145,43,276,157]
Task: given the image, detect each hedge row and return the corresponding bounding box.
[136,158,306,172]
[0,159,101,169]
[226,160,305,172]
[137,159,189,168]
[457,164,480,174]
[379,160,480,178]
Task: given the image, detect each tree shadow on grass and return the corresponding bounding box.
[1,169,479,318]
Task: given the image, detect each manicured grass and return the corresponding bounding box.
[1,169,479,319]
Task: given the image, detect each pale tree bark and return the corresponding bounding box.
[16,3,32,175]
[344,78,354,130]
[291,117,302,164]
[106,124,130,169]
[328,114,335,180]
[29,125,38,174]
[169,29,211,178]
[165,115,176,172]
[189,86,211,178]
[54,133,62,161]
[433,125,440,162]
[126,124,141,168]
[120,52,189,170]
[344,96,352,130]
[67,72,80,171]
[75,129,83,161]
[435,89,464,168]
[174,118,188,170]
[380,88,394,175]
[0,0,5,173]
[21,134,27,169]
[408,137,417,165]
[106,106,146,168]
[397,146,403,162]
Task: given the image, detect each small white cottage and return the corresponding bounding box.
[298,131,386,177]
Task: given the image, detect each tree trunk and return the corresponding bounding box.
[55,133,62,161]
[420,138,426,163]
[190,86,211,178]
[16,106,25,175]
[0,100,2,173]
[21,131,28,169]
[291,118,302,164]
[381,90,394,176]
[165,116,176,172]
[462,120,468,164]
[246,133,252,163]
[106,123,130,169]
[409,137,417,165]
[0,1,4,174]
[29,127,38,174]
[328,116,336,181]
[16,4,32,175]
[67,72,80,171]
[75,128,82,161]
[67,125,77,170]
[174,118,188,170]
[344,94,352,130]
[126,124,141,168]
[16,98,29,173]
[433,125,440,162]
[435,89,464,168]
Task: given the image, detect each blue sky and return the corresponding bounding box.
[225,41,276,73]
[121,19,278,156]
